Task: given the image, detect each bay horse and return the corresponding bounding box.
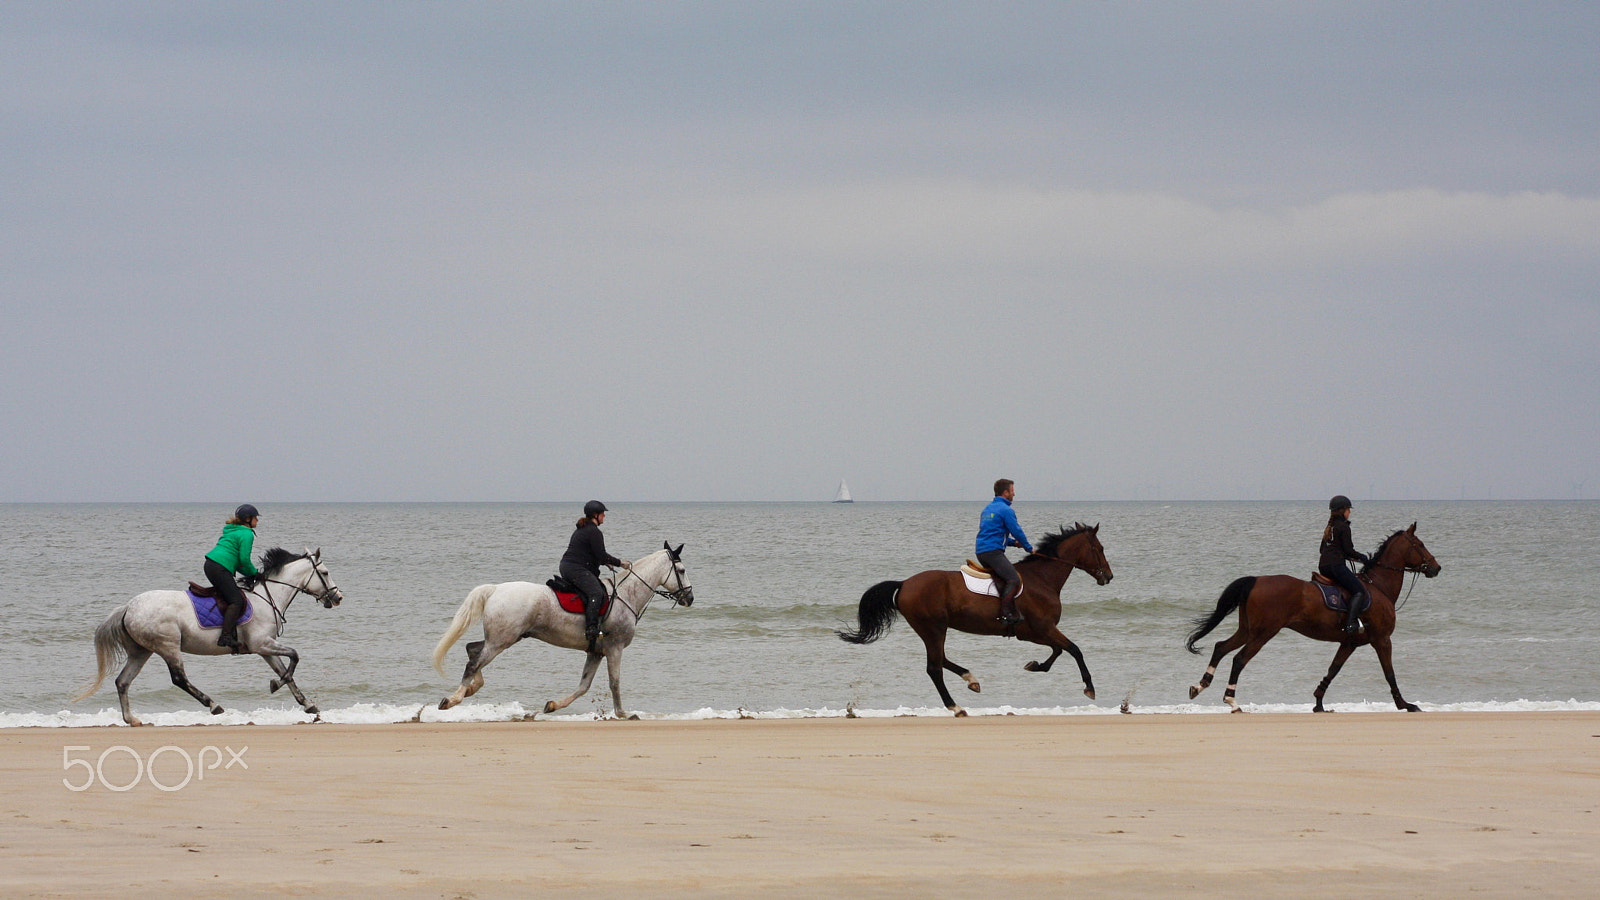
[433,543,692,719]
[74,548,344,725]
[1185,523,1441,712]
[837,524,1113,715]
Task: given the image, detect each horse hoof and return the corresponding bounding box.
[305,706,319,715]
[542,701,558,714]
[1188,685,1201,699]
[967,682,982,694]
[1230,706,1245,714]
[127,718,144,727]
[1024,661,1041,672]
[1314,707,1332,713]
[627,714,640,721]
[951,708,968,717]
[269,680,281,693]
[210,705,224,715]
[1083,688,1095,700]
[1403,703,1422,713]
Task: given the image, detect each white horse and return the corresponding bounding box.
[75,548,343,725]
[434,542,693,719]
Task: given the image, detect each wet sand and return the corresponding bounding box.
[3,712,1598,898]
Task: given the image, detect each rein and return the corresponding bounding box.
[607,557,690,625]
[244,558,337,629]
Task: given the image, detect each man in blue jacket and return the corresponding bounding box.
[976,478,1033,627]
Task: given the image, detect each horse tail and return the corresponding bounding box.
[836,580,903,645]
[1185,576,1256,654]
[432,584,496,675]
[73,605,132,702]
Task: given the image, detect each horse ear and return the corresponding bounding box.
[1408,522,1417,533]
[664,540,671,551]
[314,547,322,561]
[674,543,684,557]
[1092,523,1100,533]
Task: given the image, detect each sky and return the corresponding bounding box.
[1,2,1596,502]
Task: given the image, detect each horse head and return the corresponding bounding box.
[1037,523,1113,585]
[1371,524,1441,578]
[302,547,344,607]
[661,541,693,607]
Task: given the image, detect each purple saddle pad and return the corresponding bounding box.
[1315,581,1370,615]
[187,591,254,629]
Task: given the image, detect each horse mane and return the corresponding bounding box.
[1034,522,1095,559]
[1361,530,1408,574]
[258,547,305,578]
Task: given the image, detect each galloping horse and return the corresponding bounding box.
[75,548,343,725]
[1186,523,1441,712]
[838,524,1113,715]
[433,543,693,719]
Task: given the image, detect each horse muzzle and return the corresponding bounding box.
[677,588,695,607]
[1423,564,1441,578]
[322,590,344,608]
[1093,569,1113,586]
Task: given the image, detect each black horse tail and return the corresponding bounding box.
[1185,576,1256,654]
[836,580,903,645]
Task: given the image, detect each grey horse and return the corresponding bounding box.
[75,548,343,725]
[434,542,693,719]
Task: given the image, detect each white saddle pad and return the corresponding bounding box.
[961,570,1002,596]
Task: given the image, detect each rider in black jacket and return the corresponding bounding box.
[1320,495,1371,635]
[559,500,628,649]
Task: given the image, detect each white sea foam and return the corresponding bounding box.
[8,698,1599,728]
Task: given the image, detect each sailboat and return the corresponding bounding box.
[832,479,853,503]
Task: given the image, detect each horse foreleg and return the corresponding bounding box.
[252,639,316,714]
[1371,635,1421,712]
[941,658,981,694]
[1191,631,1248,699]
[916,632,965,716]
[543,651,604,715]
[1024,648,1062,673]
[604,649,637,719]
[1312,643,1359,712]
[113,646,153,726]
[157,651,224,716]
[1027,627,1095,700]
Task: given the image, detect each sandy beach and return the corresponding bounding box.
[3,712,1597,898]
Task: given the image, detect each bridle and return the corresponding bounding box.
[245,555,341,627]
[1363,539,1436,611]
[609,554,692,624]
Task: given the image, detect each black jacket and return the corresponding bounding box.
[1319,516,1368,570]
[560,522,623,576]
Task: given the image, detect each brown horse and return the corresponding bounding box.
[837,523,1113,715]
[1185,523,1441,713]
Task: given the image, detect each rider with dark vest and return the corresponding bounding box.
[205,504,261,651]
[1320,495,1371,635]
[976,479,1034,627]
[560,500,630,649]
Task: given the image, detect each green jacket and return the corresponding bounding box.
[205,523,260,577]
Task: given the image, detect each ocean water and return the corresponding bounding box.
[2,501,1596,726]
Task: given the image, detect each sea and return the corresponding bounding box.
[2,501,1596,727]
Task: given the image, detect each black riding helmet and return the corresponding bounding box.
[584,500,608,518]
[235,503,260,520]
[1329,495,1352,512]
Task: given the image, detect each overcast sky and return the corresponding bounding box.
[2,2,1596,502]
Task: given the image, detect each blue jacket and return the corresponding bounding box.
[976,496,1032,554]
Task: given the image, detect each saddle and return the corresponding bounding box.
[960,559,991,579]
[546,576,612,617]
[1310,573,1371,615]
[185,588,254,629]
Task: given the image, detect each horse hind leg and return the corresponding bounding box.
[113,646,153,726]
[543,651,604,715]
[942,658,981,694]
[1190,630,1248,699]
[1024,648,1063,673]
[440,638,510,710]
[1313,643,1359,712]
[1221,635,1274,712]
[158,651,224,716]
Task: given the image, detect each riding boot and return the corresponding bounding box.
[997,584,1024,627]
[583,597,603,651]
[217,603,243,652]
[1343,590,1366,635]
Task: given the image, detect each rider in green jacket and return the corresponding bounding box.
[204,504,261,650]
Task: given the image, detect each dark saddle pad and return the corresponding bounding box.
[1311,575,1371,614]
[546,577,611,616]
[186,589,254,628]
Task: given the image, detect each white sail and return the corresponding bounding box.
[833,479,853,503]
